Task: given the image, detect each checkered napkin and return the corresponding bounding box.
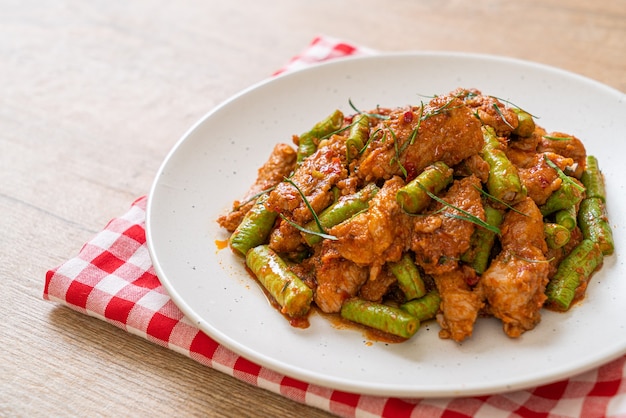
[44,36,626,418]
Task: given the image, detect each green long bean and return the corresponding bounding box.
[302,183,379,246]
[461,204,503,274]
[541,157,586,216]
[296,110,344,164]
[229,194,277,256]
[246,245,313,317]
[555,206,577,231]
[400,291,441,322]
[580,155,606,202]
[346,114,370,163]
[540,181,585,216]
[545,239,603,311]
[544,222,571,249]
[578,197,614,256]
[396,161,453,214]
[511,108,535,138]
[480,126,527,205]
[388,253,427,301]
[340,298,420,339]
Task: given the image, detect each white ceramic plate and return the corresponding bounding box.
[146,53,626,398]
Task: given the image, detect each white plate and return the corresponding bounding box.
[146,53,626,398]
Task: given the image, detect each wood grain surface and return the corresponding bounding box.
[2,1,624,416]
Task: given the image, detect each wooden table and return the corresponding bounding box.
[3,1,625,416]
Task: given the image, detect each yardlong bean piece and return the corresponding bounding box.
[229,194,277,256]
[302,183,379,246]
[400,291,441,322]
[346,114,369,162]
[540,180,585,216]
[480,126,527,205]
[341,298,420,339]
[555,206,577,231]
[544,222,571,249]
[511,108,535,138]
[388,253,427,301]
[578,197,614,255]
[246,245,313,317]
[545,239,603,311]
[461,204,503,274]
[580,155,606,202]
[296,109,344,164]
[396,161,453,214]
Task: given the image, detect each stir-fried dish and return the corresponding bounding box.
[217,88,613,342]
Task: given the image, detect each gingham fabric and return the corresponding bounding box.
[44,36,626,418]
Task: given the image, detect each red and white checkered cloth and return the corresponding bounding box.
[44,36,626,418]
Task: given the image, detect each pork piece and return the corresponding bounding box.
[453,154,490,183]
[328,176,412,280]
[356,92,484,182]
[313,245,369,313]
[516,152,575,206]
[509,125,546,153]
[435,265,483,342]
[506,147,538,169]
[505,127,545,168]
[218,143,296,232]
[358,267,398,303]
[267,133,348,224]
[411,176,484,276]
[478,197,550,338]
[268,218,306,254]
[537,132,587,178]
[462,89,519,137]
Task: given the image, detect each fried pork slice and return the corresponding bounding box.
[462,89,519,137]
[313,245,368,313]
[358,267,398,303]
[328,176,412,280]
[453,154,490,183]
[508,125,545,154]
[505,126,547,168]
[411,176,484,276]
[478,197,550,338]
[435,265,483,342]
[217,143,296,232]
[516,152,575,206]
[268,218,306,255]
[356,92,484,182]
[266,133,348,224]
[537,132,587,178]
